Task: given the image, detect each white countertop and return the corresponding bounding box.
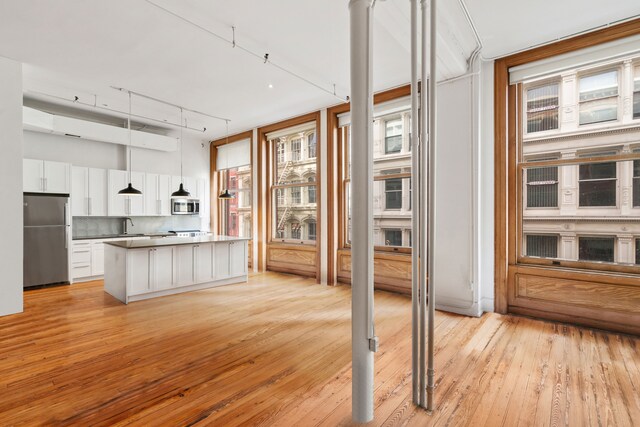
[105,235,250,249]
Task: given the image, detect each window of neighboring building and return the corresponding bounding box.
[307,176,316,204]
[385,178,403,210]
[634,159,640,207]
[526,235,558,258]
[526,166,558,207]
[578,162,617,207]
[579,237,615,262]
[291,186,301,205]
[276,140,285,164]
[578,69,619,125]
[526,82,559,133]
[636,238,640,264]
[290,222,301,240]
[307,132,316,159]
[306,220,316,241]
[384,119,403,154]
[291,138,301,161]
[384,229,402,247]
[270,123,317,243]
[634,65,640,119]
[219,165,252,239]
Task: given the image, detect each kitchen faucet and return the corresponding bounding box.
[123,217,134,235]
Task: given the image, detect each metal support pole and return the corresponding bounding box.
[349,0,376,423]
[426,0,437,412]
[409,0,421,407]
[419,0,429,409]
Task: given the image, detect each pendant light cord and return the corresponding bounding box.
[128,91,132,183]
[180,107,184,183]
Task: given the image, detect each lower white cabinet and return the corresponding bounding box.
[91,243,105,276]
[72,236,149,282]
[105,239,249,304]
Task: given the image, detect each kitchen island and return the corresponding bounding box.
[104,235,249,304]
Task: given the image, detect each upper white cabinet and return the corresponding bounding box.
[145,173,172,216]
[108,170,145,216]
[23,159,70,194]
[72,167,107,216]
[171,176,196,197]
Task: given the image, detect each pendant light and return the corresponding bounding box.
[171,107,191,198]
[218,120,235,200]
[118,91,142,196]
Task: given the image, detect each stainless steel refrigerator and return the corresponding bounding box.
[23,194,70,288]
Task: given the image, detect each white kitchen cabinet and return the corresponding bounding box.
[72,167,107,216]
[153,246,175,290]
[108,170,145,216]
[128,249,151,296]
[215,242,231,279]
[176,244,194,286]
[145,173,172,216]
[197,178,208,220]
[195,243,214,283]
[171,175,196,197]
[23,159,70,194]
[230,240,247,277]
[91,242,105,276]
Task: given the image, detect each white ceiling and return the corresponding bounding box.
[0,0,638,141]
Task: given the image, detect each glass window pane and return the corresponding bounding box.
[526,83,559,133]
[273,185,317,241]
[579,70,619,125]
[579,237,614,262]
[526,166,558,208]
[384,119,403,154]
[634,66,640,119]
[383,229,402,247]
[272,126,317,185]
[636,239,640,265]
[634,160,640,207]
[220,166,252,238]
[526,235,558,258]
[385,178,403,210]
[579,162,616,207]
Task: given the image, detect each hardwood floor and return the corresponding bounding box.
[1,272,638,426]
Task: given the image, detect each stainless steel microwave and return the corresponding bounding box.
[172,198,200,215]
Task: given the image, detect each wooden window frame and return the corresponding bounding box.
[494,18,640,326]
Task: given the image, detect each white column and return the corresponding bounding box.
[252,128,259,272]
[320,109,328,284]
[560,150,577,216]
[0,56,24,316]
[561,72,578,132]
[622,60,634,124]
[349,0,376,423]
[559,233,576,261]
[617,235,634,264]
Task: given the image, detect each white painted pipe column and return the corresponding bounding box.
[409,0,421,407]
[426,0,437,412]
[349,0,376,423]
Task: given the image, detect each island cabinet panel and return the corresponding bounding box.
[176,245,194,286]
[154,247,175,290]
[215,242,231,279]
[230,241,247,277]
[128,249,151,296]
[195,243,214,283]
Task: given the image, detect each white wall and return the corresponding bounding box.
[479,60,495,312]
[0,56,24,316]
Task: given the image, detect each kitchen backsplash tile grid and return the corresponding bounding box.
[72,216,202,238]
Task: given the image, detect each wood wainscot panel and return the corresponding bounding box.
[337,249,411,294]
[509,265,640,335]
[267,243,317,278]
[247,240,253,269]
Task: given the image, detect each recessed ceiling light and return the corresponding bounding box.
[268,83,274,89]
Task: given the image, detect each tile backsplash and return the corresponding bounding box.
[72,216,204,238]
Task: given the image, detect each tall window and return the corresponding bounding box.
[526,235,558,258]
[636,239,640,265]
[306,220,316,241]
[384,229,402,247]
[526,166,558,207]
[219,165,252,238]
[291,138,301,161]
[634,159,640,207]
[385,178,403,210]
[579,69,619,125]
[270,123,317,243]
[579,162,616,207]
[307,132,316,159]
[526,83,559,133]
[340,109,412,250]
[384,119,403,154]
[579,237,615,262]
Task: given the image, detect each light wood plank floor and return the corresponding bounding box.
[1,272,638,426]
